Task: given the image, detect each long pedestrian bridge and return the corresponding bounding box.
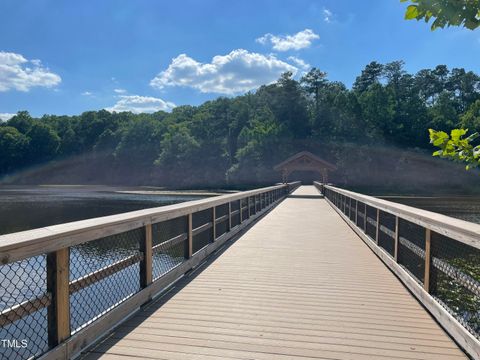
[0,183,479,360]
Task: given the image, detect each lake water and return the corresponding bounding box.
[382,196,480,224]
[0,185,215,235]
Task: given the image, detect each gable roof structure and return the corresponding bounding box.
[274,151,337,172]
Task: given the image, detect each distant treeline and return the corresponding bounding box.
[1,61,480,192]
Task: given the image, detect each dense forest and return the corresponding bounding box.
[1,61,480,193]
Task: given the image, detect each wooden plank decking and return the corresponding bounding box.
[84,186,467,360]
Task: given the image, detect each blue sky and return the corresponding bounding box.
[0,0,479,119]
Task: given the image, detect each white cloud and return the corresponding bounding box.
[0,113,15,122]
[287,56,310,71]
[256,29,319,51]
[114,88,127,94]
[106,95,175,113]
[82,91,93,96]
[150,49,297,94]
[0,51,61,92]
[323,8,333,23]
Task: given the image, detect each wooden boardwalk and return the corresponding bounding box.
[84,186,467,360]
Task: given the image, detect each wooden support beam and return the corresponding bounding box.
[394,216,399,262]
[364,203,367,232]
[228,202,232,231]
[140,224,153,288]
[185,214,193,259]
[239,200,243,223]
[355,200,358,225]
[212,207,216,241]
[424,228,431,292]
[46,248,70,347]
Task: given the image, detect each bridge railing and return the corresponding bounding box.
[0,182,300,360]
[314,182,480,359]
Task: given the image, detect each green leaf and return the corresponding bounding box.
[405,5,419,19]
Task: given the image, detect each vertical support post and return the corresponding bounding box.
[364,203,367,232]
[185,213,193,258]
[375,208,380,244]
[140,224,153,288]
[212,207,216,241]
[355,200,358,225]
[47,248,70,347]
[424,228,431,292]
[349,197,352,219]
[228,202,232,231]
[239,199,243,223]
[394,216,399,262]
[248,197,251,218]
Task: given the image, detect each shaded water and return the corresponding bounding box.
[382,196,480,224]
[0,185,212,235]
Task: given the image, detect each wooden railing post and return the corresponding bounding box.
[248,197,251,218]
[212,207,216,241]
[364,203,367,232]
[228,202,232,231]
[349,197,352,218]
[375,208,380,244]
[47,248,70,347]
[355,200,358,225]
[140,224,153,288]
[394,216,399,262]
[185,213,193,259]
[424,228,431,292]
[239,200,243,223]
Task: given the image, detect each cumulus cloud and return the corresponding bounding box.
[150,49,297,94]
[106,95,175,113]
[82,91,93,96]
[114,88,127,94]
[287,56,311,71]
[0,113,15,122]
[0,51,61,92]
[256,29,319,51]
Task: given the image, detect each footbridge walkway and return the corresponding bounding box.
[0,183,479,360]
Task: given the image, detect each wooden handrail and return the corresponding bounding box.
[315,182,480,250]
[315,181,480,360]
[1,182,295,360]
[0,183,294,265]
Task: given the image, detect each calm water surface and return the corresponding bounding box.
[0,185,212,235]
[382,196,480,224]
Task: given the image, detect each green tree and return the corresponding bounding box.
[0,127,29,173]
[402,0,480,30]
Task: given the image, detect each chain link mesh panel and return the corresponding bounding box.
[397,218,425,284]
[0,256,48,360]
[192,209,213,253]
[69,228,142,333]
[152,217,187,280]
[215,204,229,239]
[240,199,248,222]
[349,199,357,222]
[378,210,396,257]
[231,200,240,228]
[356,201,365,228]
[249,196,255,216]
[430,232,480,339]
[365,205,377,241]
